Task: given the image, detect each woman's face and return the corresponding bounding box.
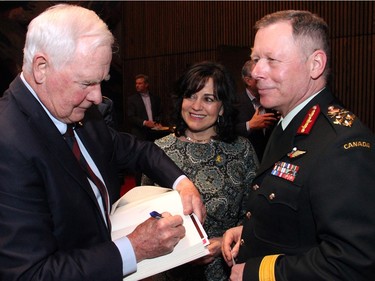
[181,78,223,135]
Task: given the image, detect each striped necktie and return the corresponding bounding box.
[64,124,111,231]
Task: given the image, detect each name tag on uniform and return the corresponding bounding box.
[271,161,299,182]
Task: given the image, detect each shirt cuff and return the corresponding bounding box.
[172,175,187,190]
[113,236,137,276]
[246,121,251,132]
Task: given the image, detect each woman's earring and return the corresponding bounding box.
[217,115,224,125]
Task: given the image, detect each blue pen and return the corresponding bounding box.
[150,211,163,219]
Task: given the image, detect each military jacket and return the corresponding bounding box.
[237,89,375,281]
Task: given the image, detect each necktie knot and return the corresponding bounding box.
[252,98,263,110]
[253,99,265,114]
[64,124,75,137]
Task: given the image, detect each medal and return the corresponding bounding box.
[271,161,300,182]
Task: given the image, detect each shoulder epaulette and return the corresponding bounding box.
[327,105,356,127]
[297,105,320,135]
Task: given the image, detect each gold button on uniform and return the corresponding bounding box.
[269,193,276,200]
[240,239,245,246]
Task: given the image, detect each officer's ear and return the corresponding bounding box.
[309,49,327,80]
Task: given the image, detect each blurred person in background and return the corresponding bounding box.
[234,59,278,161]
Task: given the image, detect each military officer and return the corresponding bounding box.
[222,10,375,281]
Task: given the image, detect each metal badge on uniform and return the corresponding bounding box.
[271,161,299,182]
[327,106,356,127]
[287,147,306,159]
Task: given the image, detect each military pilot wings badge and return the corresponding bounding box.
[287,147,306,159]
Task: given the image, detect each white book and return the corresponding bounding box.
[110,186,209,281]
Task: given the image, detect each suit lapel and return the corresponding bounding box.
[135,93,148,119]
[243,91,256,118]
[11,77,102,209]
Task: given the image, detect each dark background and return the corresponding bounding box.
[1,1,374,133]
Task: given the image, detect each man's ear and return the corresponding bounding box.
[310,50,327,80]
[33,54,48,84]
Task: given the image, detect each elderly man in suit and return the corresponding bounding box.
[0,4,205,281]
[127,74,162,141]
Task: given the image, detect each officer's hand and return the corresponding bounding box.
[222,225,243,266]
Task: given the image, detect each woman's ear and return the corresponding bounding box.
[219,105,224,116]
[309,50,327,80]
[33,54,48,84]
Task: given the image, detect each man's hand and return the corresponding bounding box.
[175,177,206,223]
[144,120,160,128]
[127,212,185,262]
[222,225,243,266]
[248,108,278,130]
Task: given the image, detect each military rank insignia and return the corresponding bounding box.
[297,105,320,135]
[327,106,356,127]
[271,161,299,182]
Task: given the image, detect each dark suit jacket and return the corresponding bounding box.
[0,76,184,281]
[127,93,161,141]
[98,96,118,130]
[237,89,375,281]
[234,91,274,162]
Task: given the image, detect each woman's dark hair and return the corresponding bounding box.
[172,61,238,143]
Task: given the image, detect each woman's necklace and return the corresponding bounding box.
[185,135,213,143]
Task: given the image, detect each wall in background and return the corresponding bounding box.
[122,1,375,132]
[1,2,374,133]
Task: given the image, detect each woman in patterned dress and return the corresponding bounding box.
[142,61,258,281]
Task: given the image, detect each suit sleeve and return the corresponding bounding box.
[112,130,184,187]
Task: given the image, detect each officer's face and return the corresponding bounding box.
[251,21,314,117]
